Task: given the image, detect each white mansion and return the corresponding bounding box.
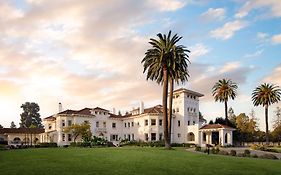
[41,88,235,147]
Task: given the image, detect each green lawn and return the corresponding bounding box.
[0,147,280,175]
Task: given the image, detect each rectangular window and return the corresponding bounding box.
[95,111,97,114]
[188,121,190,125]
[62,134,65,141]
[151,119,156,126]
[132,134,134,140]
[203,133,206,142]
[131,122,134,127]
[128,122,130,127]
[68,120,72,126]
[145,120,148,126]
[173,109,175,113]
[145,133,149,141]
[103,121,106,128]
[176,108,179,112]
[178,133,181,138]
[96,121,99,128]
[112,123,116,128]
[151,133,156,141]
[125,123,127,127]
[159,133,163,140]
[159,119,162,126]
[104,112,106,115]
[193,121,195,125]
[68,134,72,141]
[128,134,131,141]
[62,120,65,127]
[48,124,52,130]
[178,120,181,127]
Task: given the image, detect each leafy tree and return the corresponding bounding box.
[64,122,92,143]
[0,124,3,129]
[10,121,16,128]
[272,125,281,145]
[214,117,227,125]
[273,107,281,129]
[142,31,190,149]
[199,112,207,123]
[235,113,258,143]
[209,120,214,124]
[19,102,43,128]
[252,83,281,144]
[212,79,238,125]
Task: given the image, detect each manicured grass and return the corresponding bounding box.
[0,147,280,175]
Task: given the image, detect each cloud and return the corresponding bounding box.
[262,64,281,86]
[146,0,188,11]
[235,0,281,19]
[244,49,264,58]
[219,62,241,74]
[189,43,210,60]
[271,34,281,44]
[210,20,247,40]
[200,8,226,22]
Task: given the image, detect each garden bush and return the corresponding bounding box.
[259,154,278,160]
[230,150,236,156]
[195,146,201,151]
[211,147,220,154]
[252,154,258,158]
[39,142,57,148]
[218,150,229,155]
[237,153,246,157]
[244,149,251,157]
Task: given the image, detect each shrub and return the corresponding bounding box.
[230,150,236,156]
[0,144,6,150]
[237,153,246,157]
[39,142,57,148]
[244,149,251,156]
[211,147,220,154]
[252,154,258,158]
[195,146,201,151]
[171,143,193,147]
[259,154,278,160]
[218,150,229,155]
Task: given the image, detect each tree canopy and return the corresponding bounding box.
[19,102,43,128]
[64,122,92,142]
[10,121,16,128]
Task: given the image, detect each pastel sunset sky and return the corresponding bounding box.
[0,0,280,130]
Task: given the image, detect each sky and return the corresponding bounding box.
[0,0,281,131]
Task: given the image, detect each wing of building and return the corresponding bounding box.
[40,88,234,147]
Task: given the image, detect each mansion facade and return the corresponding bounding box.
[41,88,235,147]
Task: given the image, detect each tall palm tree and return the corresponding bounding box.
[168,53,190,143]
[142,31,189,149]
[212,79,238,124]
[252,83,281,145]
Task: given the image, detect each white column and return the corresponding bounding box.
[220,129,225,146]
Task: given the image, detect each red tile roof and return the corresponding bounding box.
[173,88,204,97]
[44,115,56,121]
[200,124,235,130]
[93,107,109,112]
[0,128,45,134]
[76,108,94,115]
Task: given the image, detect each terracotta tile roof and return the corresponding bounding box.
[58,109,78,115]
[44,115,56,121]
[200,124,235,130]
[93,107,109,112]
[0,128,45,134]
[173,88,204,97]
[144,105,163,114]
[109,113,127,119]
[76,108,94,115]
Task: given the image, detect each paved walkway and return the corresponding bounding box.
[187,147,281,159]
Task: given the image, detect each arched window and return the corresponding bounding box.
[187,132,195,141]
[13,137,21,143]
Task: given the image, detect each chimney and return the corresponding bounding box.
[59,102,63,113]
[139,101,144,114]
[112,108,116,115]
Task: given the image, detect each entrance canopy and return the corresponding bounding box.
[199,124,235,147]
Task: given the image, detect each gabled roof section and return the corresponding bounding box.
[44,115,56,121]
[0,128,45,134]
[93,107,109,112]
[58,109,78,115]
[200,124,235,130]
[173,88,204,97]
[144,105,163,114]
[76,108,94,116]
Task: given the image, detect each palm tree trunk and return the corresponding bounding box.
[162,67,170,149]
[168,78,174,144]
[224,101,228,125]
[265,105,269,145]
